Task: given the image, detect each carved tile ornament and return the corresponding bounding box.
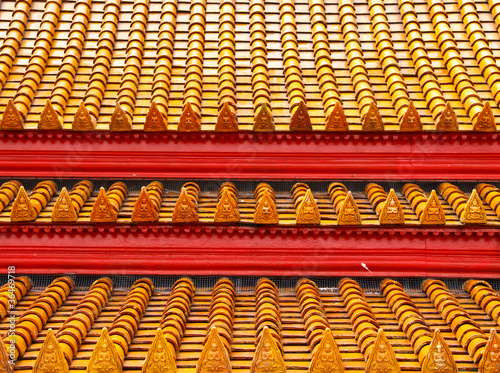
[362,102,384,131]
[296,189,321,225]
[421,330,457,373]
[196,327,231,373]
[254,184,279,224]
[216,102,239,132]
[39,100,62,130]
[109,104,131,131]
[461,189,487,224]
[142,328,177,373]
[214,186,240,223]
[400,102,422,132]
[308,328,344,373]
[172,186,199,223]
[337,191,362,226]
[52,187,78,222]
[379,189,404,225]
[0,100,24,130]
[420,190,446,225]
[254,103,275,132]
[90,188,118,223]
[290,101,312,131]
[251,327,286,373]
[33,329,68,373]
[479,329,500,373]
[436,103,458,132]
[474,102,496,132]
[178,103,201,132]
[87,328,122,373]
[325,101,348,131]
[72,102,96,131]
[10,186,37,222]
[365,329,400,373]
[0,338,13,373]
[145,102,167,131]
[132,187,159,222]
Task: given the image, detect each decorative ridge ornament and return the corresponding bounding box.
[461,189,487,224]
[254,189,279,225]
[52,187,78,222]
[90,188,118,223]
[379,189,405,225]
[216,102,239,132]
[290,101,312,131]
[325,101,348,131]
[0,336,12,373]
[436,102,459,131]
[337,191,361,226]
[172,188,199,223]
[142,328,177,373]
[109,104,132,132]
[479,329,500,373]
[178,103,201,132]
[400,102,422,132]
[145,102,167,131]
[86,328,122,373]
[296,189,320,225]
[254,103,275,132]
[33,329,68,373]
[365,329,400,373]
[1,100,24,130]
[10,186,37,222]
[362,102,384,131]
[214,187,240,223]
[420,190,446,225]
[72,102,96,131]
[308,328,344,373]
[196,327,231,373]
[251,326,286,373]
[132,187,159,222]
[39,100,62,130]
[421,330,457,373]
[474,102,496,132]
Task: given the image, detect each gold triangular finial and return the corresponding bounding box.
[90,188,117,223]
[421,330,456,373]
[142,328,177,373]
[461,189,487,224]
[132,187,159,222]
[251,326,286,373]
[254,189,279,224]
[308,328,344,373]
[296,189,320,225]
[0,336,13,373]
[365,329,400,373]
[145,102,167,131]
[290,101,312,131]
[110,103,131,131]
[72,102,96,131]
[474,102,496,132]
[1,100,24,130]
[379,189,405,225]
[420,190,446,225]
[436,102,458,131]
[400,102,422,132]
[196,327,231,373]
[33,329,68,373]
[214,187,240,223]
[337,191,361,226]
[479,329,500,373]
[52,187,78,222]
[87,328,122,373]
[216,102,239,132]
[172,188,199,223]
[325,101,348,131]
[178,102,201,131]
[10,186,37,222]
[39,100,62,130]
[253,103,275,132]
[362,102,384,131]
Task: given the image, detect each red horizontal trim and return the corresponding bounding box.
[0,131,499,179]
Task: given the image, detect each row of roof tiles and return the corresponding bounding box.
[1,0,500,131]
[0,179,499,226]
[3,276,500,373]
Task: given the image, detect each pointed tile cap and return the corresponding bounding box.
[479,329,500,373]
[473,102,496,132]
[196,327,231,373]
[52,187,78,222]
[1,100,24,130]
[172,188,199,223]
[178,102,201,132]
[420,190,446,225]
[90,187,118,223]
[38,100,62,130]
[362,102,384,131]
[216,102,239,132]
[109,103,132,131]
[461,189,487,224]
[365,329,400,373]
[0,335,13,373]
[400,102,422,132]
[72,102,96,131]
[290,101,312,131]
[144,102,167,131]
[10,186,37,222]
[436,102,458,131]
[254,189,279,224]
[33,329,68,373]
[379,189,405,225]
[251,327,285,373]
[421,330,457,373]
[142,328,177,373]
[325,101,348,131]
[296,189,320,225]
[214,187,240,223]
[337,191,361,226]
[132,187,159,222]
[86,328,122,373]
[308,328,344,373]
[253,103,275,132]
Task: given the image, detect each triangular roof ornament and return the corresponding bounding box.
[379,189,405,225]
[72,102,96,131]
[473,102,496,132]
[421,330,456,373]
[251,326,286,373]
[400,101,422,132]
[39,100,62,130]
[296,189,320,225]
[178,102,201,132]
[196,327,231,373]
[325,101,348,131]
[86,328,122,373]
[109,103,131,131]
[290,101,312,131]
[90,187,118,223]
[1,100,24,130]
[365,329,400,373]
[436,102,458,131]
[253,103,275,132]
[479,329,500,373]
[461,189,487,224]
[420,190,446,225]
[10,186,37,222]
[132,187,159,222]
[214,187,240,223]
[216,102,239,132]
[172,188,199,223]
[254,189,279,224]
[337,191,361,226]
[142,328,177,373]
[308,328,343,373]
[144,102,167,131]
[362,102,384,131]
[52,187,78,222]
[33,329,68,373]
